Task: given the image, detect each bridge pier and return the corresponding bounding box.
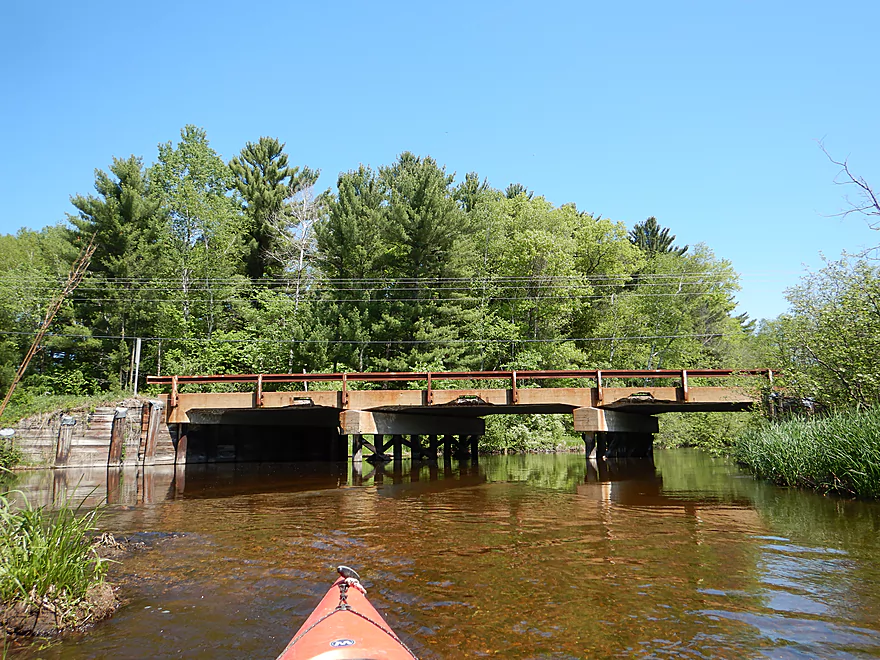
[575,408,657,459]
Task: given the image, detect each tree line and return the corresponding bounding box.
[5,124,873,413]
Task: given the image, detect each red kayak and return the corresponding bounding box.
[276,566,418,659]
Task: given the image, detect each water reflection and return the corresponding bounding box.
[5,451,880,659]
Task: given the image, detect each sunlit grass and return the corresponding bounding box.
[734,407,880,499]
[0,493,108,617]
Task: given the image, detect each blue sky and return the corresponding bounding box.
[1,0,877,321]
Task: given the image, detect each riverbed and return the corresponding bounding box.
[6,450,880,658]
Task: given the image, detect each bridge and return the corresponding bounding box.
[145,369,772,464]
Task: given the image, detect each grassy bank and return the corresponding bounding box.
[0,390,128,427]
[734,407,880,499]
[0,495,116,635]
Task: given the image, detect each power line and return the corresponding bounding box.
[0,329,729,345]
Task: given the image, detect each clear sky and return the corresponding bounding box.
[1,0,877,321]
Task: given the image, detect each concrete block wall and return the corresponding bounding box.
[8,400,177,468]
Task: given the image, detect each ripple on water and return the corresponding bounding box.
[8,453,880,659]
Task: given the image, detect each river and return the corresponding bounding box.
[6,450,880,659]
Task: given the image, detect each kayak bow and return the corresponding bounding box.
[276,566,418,660]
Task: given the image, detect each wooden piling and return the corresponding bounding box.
[443,434,453,462]
[107,408,127,466]
[392,434,403,463]
[54,416,75,467]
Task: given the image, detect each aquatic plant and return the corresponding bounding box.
[734,407,880,499]
[0,494,108,621]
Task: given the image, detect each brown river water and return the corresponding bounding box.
[5,450,880,659]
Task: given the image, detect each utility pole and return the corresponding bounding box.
[132,337,142,396]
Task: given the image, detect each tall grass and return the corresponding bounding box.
[0,494,107,614]
[734,407,880,499]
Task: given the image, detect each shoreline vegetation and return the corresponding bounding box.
[735,407,880,500]
[0,495,118,638]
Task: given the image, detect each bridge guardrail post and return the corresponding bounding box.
[512,371,519,404]
[681,369,689,402]
[596,370,603,406]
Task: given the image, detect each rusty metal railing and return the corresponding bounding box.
[147,369,773,409]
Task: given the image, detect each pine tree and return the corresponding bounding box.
[628,216,688,256]
[230,137,318,279]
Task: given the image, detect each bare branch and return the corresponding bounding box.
[818,140,880,231]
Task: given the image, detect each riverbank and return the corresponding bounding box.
[0,496,119,636]
[734,407,880,499]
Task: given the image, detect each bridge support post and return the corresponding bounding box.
[351,434,363,463]
[597,432,653,458]
[442,434,453,462]
[469,434,479,461]
[429,435,439,463]
[392,434,403,463]
[411,435,426,461]
[582,432,596,458]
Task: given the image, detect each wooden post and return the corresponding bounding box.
[256,374,264,407]
[175,425,188,465]
[143,400,163,465]
[442,434,453,462]
[470,434,479,460]
[511,370,519,404]
[54,415,76,467]
[429,435,439,463]
[410,434,424,460]
[108,407,127,466]
[681,369,689,402]
[392,434,403,464]
[596,370,603,406]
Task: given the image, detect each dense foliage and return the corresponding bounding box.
[756,258,880,408]
[0,125,760,415]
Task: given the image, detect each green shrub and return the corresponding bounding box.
[0,440,21,472]
[734,407,880,499]
[656,410,760,454]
